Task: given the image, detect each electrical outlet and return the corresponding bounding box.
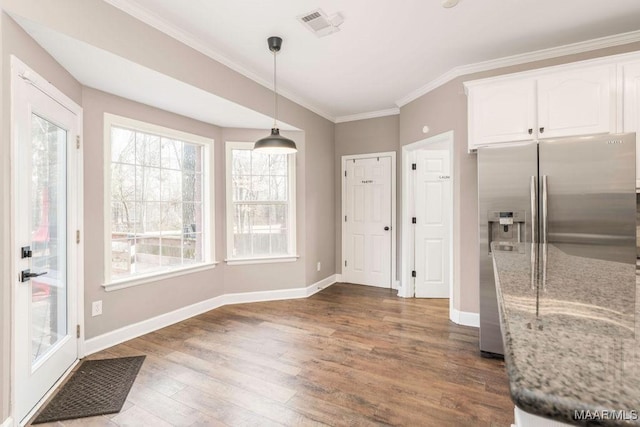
[92,300,103,317]
[317,262,321,272]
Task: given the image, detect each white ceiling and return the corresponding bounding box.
[102,0,640,121]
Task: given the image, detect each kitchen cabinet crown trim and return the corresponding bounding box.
[463,50,640,94]
[398,30,640,107]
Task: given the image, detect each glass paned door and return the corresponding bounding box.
[13,59,81,424]
[30,114,68,364]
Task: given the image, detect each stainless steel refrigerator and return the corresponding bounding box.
[477,133,636,357]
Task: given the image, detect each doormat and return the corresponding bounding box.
[32,355,145,424]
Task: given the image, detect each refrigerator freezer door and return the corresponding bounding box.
[478,142,538,356]
[539,133,636,264]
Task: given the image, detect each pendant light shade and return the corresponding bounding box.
[254,128,297,153]
[254,36,297,153]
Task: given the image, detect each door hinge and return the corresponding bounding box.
[76,324,80,338]
[344,170,347,177]
[76,230,80,244]
[411,163,417,170]
[412,270,417,278]
[76,135,81,149]
[345,215,347,222]
[412,217,417,224]
[345,260,347,267]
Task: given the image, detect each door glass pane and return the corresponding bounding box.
[30,114,67,364]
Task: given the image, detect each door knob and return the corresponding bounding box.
[20,269,47,283]
[384,226,390,231]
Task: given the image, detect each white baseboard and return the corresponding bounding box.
[307,274,339,296]
[224,274,338,304]
[450,307,480,327]
[84,294,227,355]
[85,274,338,356]
[335,274,343,283]
[1,417,14,427]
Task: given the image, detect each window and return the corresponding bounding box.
[104,114,214,288]
[225,141,297,263]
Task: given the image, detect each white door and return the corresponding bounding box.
[414,149,451,298]
[13,64,81,422]
[343,156,392,288]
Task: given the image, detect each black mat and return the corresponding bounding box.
[32,356,145,424]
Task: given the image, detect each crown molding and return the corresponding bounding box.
[396,29,640,108]
[102,0,336,123]
[335,108,400,123]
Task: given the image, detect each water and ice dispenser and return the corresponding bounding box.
[487,211,525,253]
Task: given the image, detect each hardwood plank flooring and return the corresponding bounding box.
[29,283,513,426]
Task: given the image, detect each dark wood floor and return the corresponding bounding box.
[32,283,514,426]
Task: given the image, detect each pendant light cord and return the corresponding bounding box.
[273,50,278,129]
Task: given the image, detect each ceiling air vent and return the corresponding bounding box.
[297,9,344,38]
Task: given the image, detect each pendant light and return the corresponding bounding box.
[253,36,297,154]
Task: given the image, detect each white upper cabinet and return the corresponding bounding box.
[467,78,536,146]
[622,61,640,187]
[537,65,615,139]
[465,61,618,151]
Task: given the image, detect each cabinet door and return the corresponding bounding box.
[537,65,615,138]
[467,78,536,150]
[622,62,640,188]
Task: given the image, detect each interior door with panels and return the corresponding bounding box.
[414,150,451,298]
[343,156,392,288]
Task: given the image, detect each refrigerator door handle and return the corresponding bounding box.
[530,176,537,243]
[541,175,548,244]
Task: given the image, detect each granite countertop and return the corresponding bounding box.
[491,242,639,426]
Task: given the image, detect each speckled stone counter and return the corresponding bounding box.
[491,242,639,426]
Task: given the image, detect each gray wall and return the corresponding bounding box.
[334,115,400,274]
[400,41,640,313]
[82,88,227,337]
[220,127,306,295]
[2,0,336,287]
[82,91,310,338]
[0,2,335,422]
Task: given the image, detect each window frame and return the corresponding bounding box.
[102,113,216,291]
[225,141,298,264]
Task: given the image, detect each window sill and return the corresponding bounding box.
[225,255,300,266]
[103,262,219,292]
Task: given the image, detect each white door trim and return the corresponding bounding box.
[341,151,396,289]
[10,56,84,424]
[400,132,454,309]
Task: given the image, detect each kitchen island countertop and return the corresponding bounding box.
[491,242,639,426]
